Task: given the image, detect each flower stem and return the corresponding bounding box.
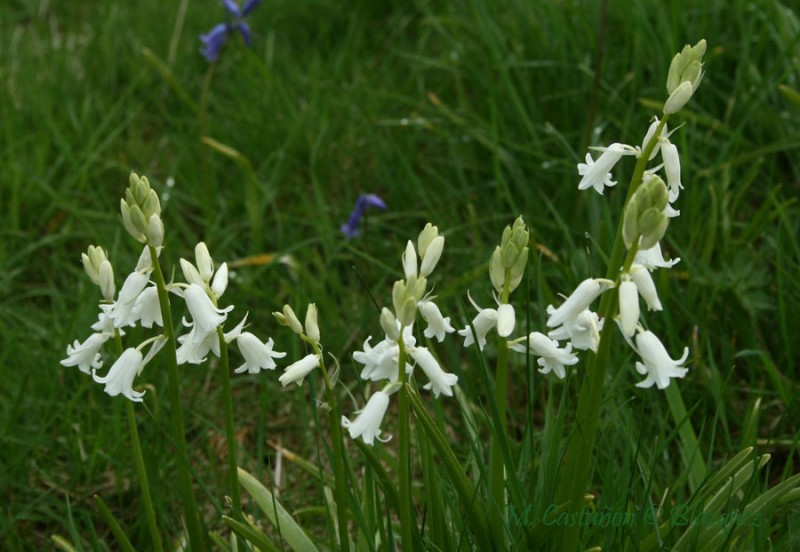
[316,346,351,552]
[114,330,163,552]
[557,116,669,551]
[148,245,204,550]
[396,332,415,551]
[216,328,243,524]
[489,273,512,545]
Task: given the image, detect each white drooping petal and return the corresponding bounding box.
[183,283,233,334]
[641,118,667,160]
[408,346,458,398]
[110,270,150,328]
[546,278,609,329]
[176,326,219,365]
[92,348,145,402]
[419,236,444,277]
[418,300,455,343]
[661,141,682,203]
[634,330,689,389]
[211,262,229,298]
[549,308,603,352]
[60,333,110,374]
[234,332,286,374]
[135,286,163,328]
[341,390,391,445]
[511,332,578,379]
[223,313,249,343]
[630,264,662,311]
[279,354,320,387]
[618,278,639,338]
[635,242,680,270]
[496,303,515,338]
[577,143,637,194]
[458,307,498,350]
[135,246,158,272]
[402,240,418,279]
[354,337,399,382]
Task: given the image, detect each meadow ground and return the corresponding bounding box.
[2,0,799,549]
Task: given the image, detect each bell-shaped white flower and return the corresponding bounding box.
[183,283,233,335]
[134,286,162,328]
[418,300,455,343]
[107,270,150,328]
[175,314,247,365]
[510,332,578,379]
[618,277,639,338]
[279,353,320,387]
[549,308,603,352]
[496,303,515,337]
[635,242,680,270]
[234,332,286,374]
[633,330,689,389]
[354,325,415,382]
[577,143,637,194]
[92,340,164,402]
[458,292,499,350]
[341,390,391,445]
[630,264,662,311]
[61,333,110,374]
[547,278,610,330]
[661,141,682,203]
[408,346,458,398]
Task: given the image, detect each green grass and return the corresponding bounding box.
[2,0,800,549]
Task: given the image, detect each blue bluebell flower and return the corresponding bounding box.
[200,0,263,62]
[341,194,387,238]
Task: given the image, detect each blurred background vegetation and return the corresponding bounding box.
[1,0,799,548]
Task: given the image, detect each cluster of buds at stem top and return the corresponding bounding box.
[120,172,164,247]
[664,39,706,114]
[622,175,670,251]
[392,275,427,327]
[180,242,229,300]
[82,245,115,301]
[489,216,529,295]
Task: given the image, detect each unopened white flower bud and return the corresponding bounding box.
[417,223,439,258]
[146,214,164,248]
[195,242,214,283]
[99,260,115,301]
[663,81,694,115]
[211,262,229,298]
[402,240,417,279]
[274,305,303,335]
[419,235,444,277]
[305,303,320,343]
[180,259,204,287]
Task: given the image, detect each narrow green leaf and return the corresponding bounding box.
[223,515,281,552]
[237,467,319,552]
[93,496,136,552]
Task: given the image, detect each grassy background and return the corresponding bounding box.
[2,0,799,548]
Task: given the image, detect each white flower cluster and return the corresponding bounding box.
[61,173,285,402]
[342,223,458,445]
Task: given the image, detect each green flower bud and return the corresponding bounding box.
[379,308,400,340]
[146,214,164,249]
[98,259,115,302]
[392,280,406,317]
[121,199,147,243]
[398,296,417,327]
[665,39,706,113]
[489,246,504,293]
[508,246,529,292]
[623,175,671,250]
[274,305,303,334]
[122,172,163,244]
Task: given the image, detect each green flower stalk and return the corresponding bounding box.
[556,40,706,552]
